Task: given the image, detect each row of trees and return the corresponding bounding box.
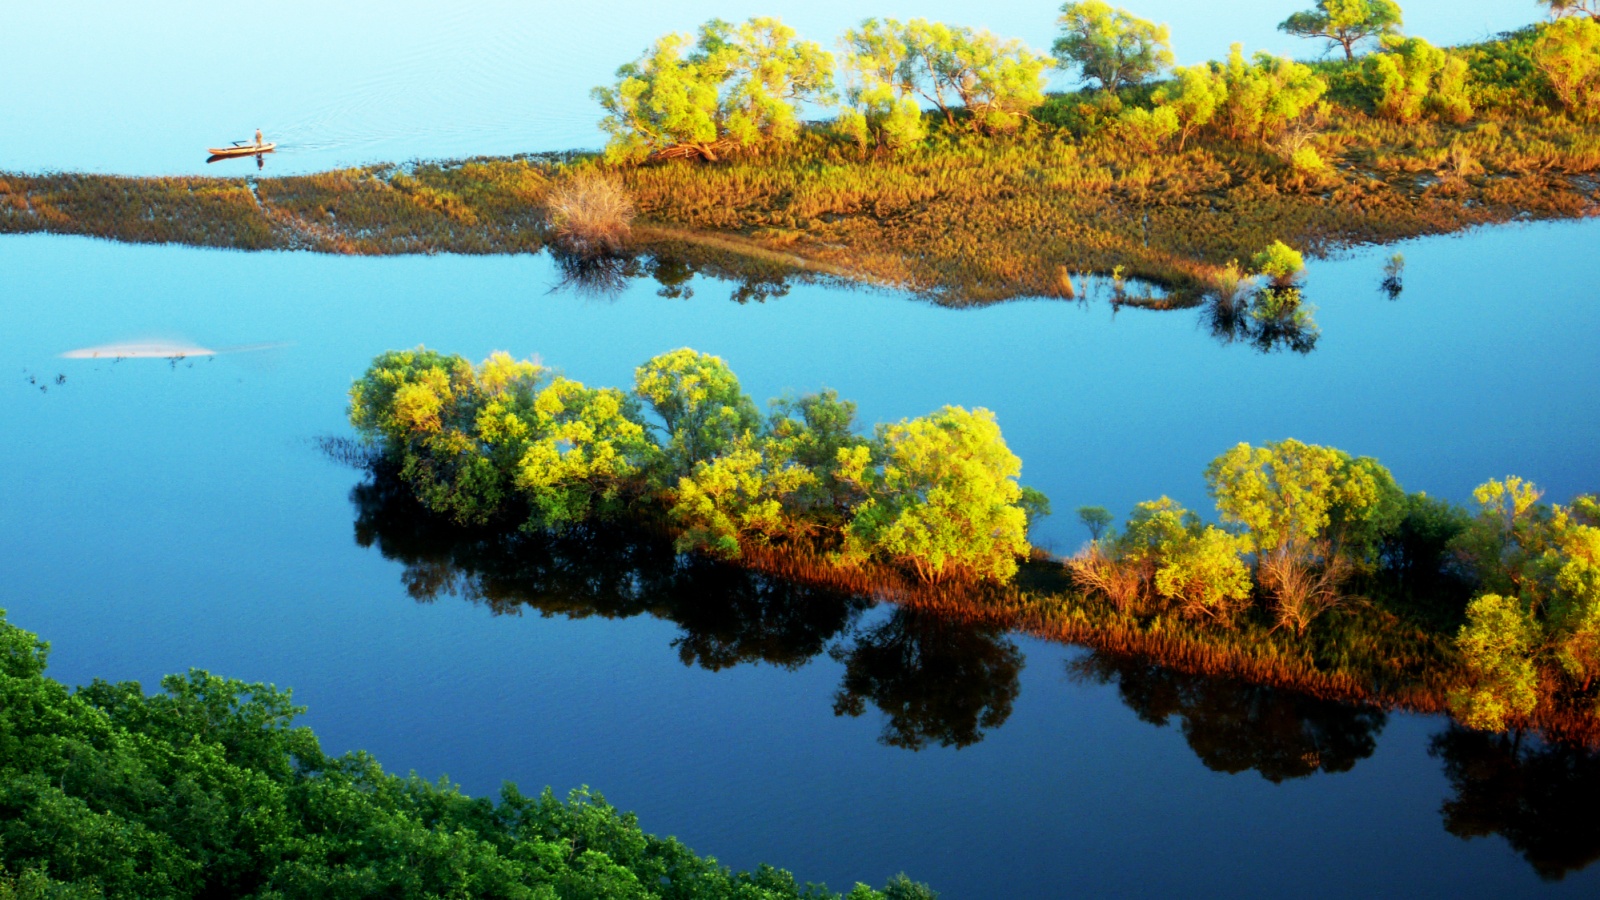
[1068,440,1600,733]
[350,347,1047,585]
[592,3,1600,161]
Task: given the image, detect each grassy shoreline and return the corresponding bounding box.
[5,34,1600,306]
[2,131,1593,305]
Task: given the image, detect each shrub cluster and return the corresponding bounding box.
[350,348,1045,585]
[1067,441,1600,733]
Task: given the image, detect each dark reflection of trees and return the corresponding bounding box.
[830,608,1024,751]
[1204,288,1320,355]
[350,475,868,672]
[1072,653,1388,782]
[1430,726,1600,881]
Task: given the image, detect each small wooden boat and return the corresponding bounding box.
[206,141,276,159]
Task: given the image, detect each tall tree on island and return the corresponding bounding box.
[1053,1,1175,91]
[1279,0,1404,61]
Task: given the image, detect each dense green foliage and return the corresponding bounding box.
[351,347,1043,585]
[593,18,837,162]
[1279,0,1404,61]
[1052,2,1173,92]
[0,611,933,899]
[1066,441,1600,735]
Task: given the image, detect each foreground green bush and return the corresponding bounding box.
[0,611,934,900]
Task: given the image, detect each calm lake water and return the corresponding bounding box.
[3,219,1599,897]
[0,0,1536,176]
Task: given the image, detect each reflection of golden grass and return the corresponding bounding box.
[731,542,1600,744]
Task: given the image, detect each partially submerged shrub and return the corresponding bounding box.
[545,172,635,259]
[1250,240,1305,286]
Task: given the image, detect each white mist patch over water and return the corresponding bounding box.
[60,339,291,360]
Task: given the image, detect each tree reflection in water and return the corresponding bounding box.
[1071,653,1387,782]
[1204,287,1320,355]
[351,475,869,671]
[349,472,1023,748]
[831,609,1024,751]
[1430,726,1600,881]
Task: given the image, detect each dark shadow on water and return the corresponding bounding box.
[1430,726,1600,881]
[350,473,868,670]
[1071,652,1387,782]
[1204,286,1320,356]
[348,467,1026,748]
[831,608,1023,751]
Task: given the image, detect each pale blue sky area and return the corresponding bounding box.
[1,1,1548,174]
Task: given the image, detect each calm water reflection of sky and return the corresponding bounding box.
[3,217,1598,897]
[2,0,1546,175]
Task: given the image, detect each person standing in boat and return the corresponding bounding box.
[255,128,263,147]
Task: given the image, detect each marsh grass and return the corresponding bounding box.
[3,41,1596,305]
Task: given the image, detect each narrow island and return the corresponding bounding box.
[2,4,1598,303]
[341,343,1600,743]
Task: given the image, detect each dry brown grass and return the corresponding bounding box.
[545,172,634,259]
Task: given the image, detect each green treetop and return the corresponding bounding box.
[593,18,835,162]
[1366,35,1473,124]
[844,406,1035,583]
[838,18,930,149]
[1161,46,1326,143]
[634,348,762,480]
[1279,0,1404,62]
[1053,1,1175,92]
[840,19,1051,136]
[1534,16,1600,120]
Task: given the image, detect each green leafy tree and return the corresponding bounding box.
[350,349,539,525]
[1052,1,1175,92]
[511,376,660,529]
[764,390,874,519]
[845,406,1034,583]
[0,611,935,898]
[1366,35,1474,124]
[594,18,835,162]
[1198,45,1328,141]
[671,435,817,557]
[1077,505,1114,541]
[847,19,1052,135]
[1279,0,1404,61]
[1152,64,1226,149]
[1153,524,1256,622]
[634,348,762,481]
[1205,439,1403,633]
[593,32,722,162]
[1533,16,1600,119]
[838,19,930,149]
[1451,593,1542,731]
[1250,240,1306,287]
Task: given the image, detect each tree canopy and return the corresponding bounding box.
[593,18,835,162]
[1279,0,1404,61]
[844,406,1033,583]
[1053,1,1175,92]
[0,610,937,899]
